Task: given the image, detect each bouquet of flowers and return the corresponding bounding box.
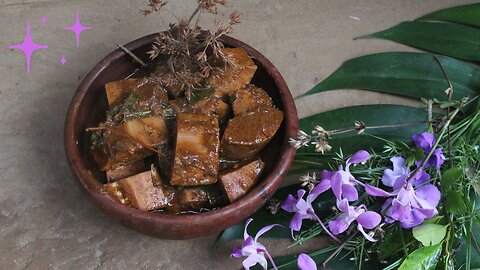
[230,102,479,269]
[219,3,480,270]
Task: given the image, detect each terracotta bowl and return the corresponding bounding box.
[64,33,298,239]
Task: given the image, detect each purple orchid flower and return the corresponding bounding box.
[412,132,435,153]
[298,253,317,270]
[367,181,440,228]
[328,199,381,242]
[318,150,371,201]
[282,186,341,243]
[412,132,445,169]
[231,218,281,270]
[365,157,440,229]
[425,148,446,169]
[382,157,430,189]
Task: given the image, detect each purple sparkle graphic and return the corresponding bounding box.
[8,21,49,73]
[41,17,47,24]
[64,10,93,48]
[60,56,67,65]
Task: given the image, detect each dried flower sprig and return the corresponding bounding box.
[289,120,428,154]
[288,130,312,150]
[288,126,332,154]
[229,11,241,25]
[198,0,227,14]
[142,0,241,101]
[299,172,320,190]
[142,0,168,16]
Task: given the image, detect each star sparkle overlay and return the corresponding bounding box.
[64,10,93,48]
[41,17,47,24]
[8,21,49,73]
[60,56,67,65]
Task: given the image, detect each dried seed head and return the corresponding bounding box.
[178,19,189,29]
[198,0,227,14]
[314,125,326,133]
[288,138,301,149]
[266,199,281,215]
[142,9,153,16]
[354,121,366,135]
[300,173,319,191]
[312,125,329,138]
[229,11,241,25]
[142,0,168,16]
[445,87,452,97]
[299,172,317,183]
[200,65,212,78]
[146,0,241,99]
[297,130,310,140]
[196,51,207,62]
[149,32,178,59]
[312,140,332,154]
[215,20,226,32]
[288,130,312,149]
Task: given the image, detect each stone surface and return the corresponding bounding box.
[0,0,475,269]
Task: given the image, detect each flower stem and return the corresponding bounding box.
[188,5,202,25]
[322,231,359,267]
[310,211,341,243]
[117,44,147,67]
[264,250,278,270]
[406,102,464,182]
[329,121,427,136]
[358,237,365,270]
[399,223,408,257]
[433,56,454,167]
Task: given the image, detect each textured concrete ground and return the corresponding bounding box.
[0,0,475,269]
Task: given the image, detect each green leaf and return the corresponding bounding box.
[454,194,480,268]
[379,226,414,260]
[297,52,480,99]
[422,216,444,225]
[299,105,428,154]
[414,147,426,161]
[398,244,442,270]
[418,3,480,28]
[441,167,464,191]
[455,222,480,269]
[360,22,480,62]
[405,153,416,168]
[395,141,413,152]
[412,224,448,246]
[406,147,425,168]
[445,190,468,216]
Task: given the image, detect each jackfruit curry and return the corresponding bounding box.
[88,47,283,214]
